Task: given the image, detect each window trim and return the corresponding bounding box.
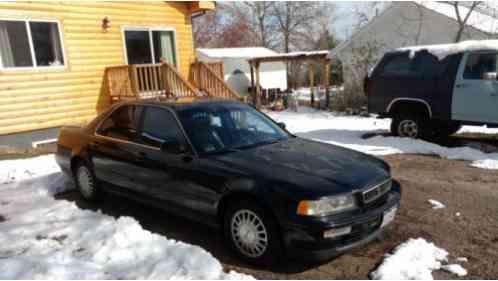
[121,26,179,68]
[94,103,197,156]
[0,18,67,71]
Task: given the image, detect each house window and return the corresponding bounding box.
[0,19,65,69]
[123,28,177,66]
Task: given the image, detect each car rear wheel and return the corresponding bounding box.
[391,114,427,139]
[224,200,283,266]
[74,161,99,201]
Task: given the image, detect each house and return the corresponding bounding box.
[0,1,241,149]
[329,1,498,92]
[196,47,288,96]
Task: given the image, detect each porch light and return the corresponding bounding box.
[102,16,111,32]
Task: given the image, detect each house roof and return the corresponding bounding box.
[419,1,498,34]
[196,47,279,59]
[328,1,498,59]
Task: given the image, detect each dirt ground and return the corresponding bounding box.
[55,154,498,279]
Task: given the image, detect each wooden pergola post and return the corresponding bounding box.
[250,62,255,105]
[254,61,262,109]
[323,59,330,109]
[309,62,314,108]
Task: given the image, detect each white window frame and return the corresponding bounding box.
[121,26,179,68]
[0,18,67,71]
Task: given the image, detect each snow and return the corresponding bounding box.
[196,47,278,59]
[456,257,468,262]
[370,238,467,280]
[0,155,251,280]
[428,199,446,210]
[442,264,468,277]
[267,107,498,170]
[398,40,498,60]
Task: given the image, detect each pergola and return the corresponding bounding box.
[247,50,331,109]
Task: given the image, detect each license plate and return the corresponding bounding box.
[381,206,398,228]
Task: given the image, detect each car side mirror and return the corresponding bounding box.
[482,72,497,80]
[277,122,286,130]
[160,138,186,154]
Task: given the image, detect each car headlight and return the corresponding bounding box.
[297,194,357,216]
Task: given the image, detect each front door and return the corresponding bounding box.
[452,52,498,123]
[123,28,177,66]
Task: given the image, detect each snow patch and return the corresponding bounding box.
[0,155,251,280]
[268,107,498,169]
[442,264,468,277]
[370,238,467,280]
[428,199,446,210]
[398,40,498,60]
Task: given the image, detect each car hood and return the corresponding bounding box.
[213,138,390,196]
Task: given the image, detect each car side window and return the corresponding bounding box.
[463,53,497,80]
[380,54,416,77]
[139,107,186,151]
[97,105,142,142]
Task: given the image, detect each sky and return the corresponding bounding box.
[331,2,387,40]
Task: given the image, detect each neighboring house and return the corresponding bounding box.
[329,1,498,92]
[0,1,222,148]
[196,47,288,96]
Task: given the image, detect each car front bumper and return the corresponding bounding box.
[281,181,401,260]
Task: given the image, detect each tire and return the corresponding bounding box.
[223,199,283,266]
[73,160,100,201]
[391,114,428,139]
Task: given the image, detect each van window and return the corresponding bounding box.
[380,54,416,76]
[463,53,497,80]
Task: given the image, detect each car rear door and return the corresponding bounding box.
[90,104,145,191]
[452,51,498,123]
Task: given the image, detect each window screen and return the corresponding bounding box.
[0,20,64,68]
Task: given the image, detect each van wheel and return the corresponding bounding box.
[73,161,99,201]
[391,114,427,139]
[224,200,283,266]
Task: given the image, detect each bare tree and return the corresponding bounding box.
[444,1,483,42]
[241,2,278,48]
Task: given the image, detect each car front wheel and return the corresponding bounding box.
[224,200,282,266]
[74,161,99,201]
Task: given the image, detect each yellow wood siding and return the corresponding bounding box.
[0,1,197,135]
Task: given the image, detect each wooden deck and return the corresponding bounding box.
[105,61,243,104]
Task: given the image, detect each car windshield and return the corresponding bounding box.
[177,104,291,155]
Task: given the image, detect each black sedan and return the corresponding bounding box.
[56,100,401,265]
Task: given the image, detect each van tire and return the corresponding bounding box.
[391,114,428,139]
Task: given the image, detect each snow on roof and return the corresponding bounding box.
[397,40,498,60]
[196,47,279,59]
[419,1,498,34]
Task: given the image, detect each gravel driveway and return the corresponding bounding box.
[56,154,498,279]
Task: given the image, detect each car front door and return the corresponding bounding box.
[452,51,498,123]
[134,106,221,218]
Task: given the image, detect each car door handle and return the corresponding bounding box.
[89,141,104,148]
[456,83,468,88]
[135,151,147,161]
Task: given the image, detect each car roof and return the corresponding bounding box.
[119,99,248,112]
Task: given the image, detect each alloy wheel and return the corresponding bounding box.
[230,209,268,258]
[77,165,94,199]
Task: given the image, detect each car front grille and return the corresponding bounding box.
[361,179,392,204]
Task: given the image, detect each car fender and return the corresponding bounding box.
[386,98,433,118]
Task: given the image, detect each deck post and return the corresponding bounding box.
[250,62,255,105]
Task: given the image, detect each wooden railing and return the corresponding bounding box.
[160,62,201,99]
[105,62,200,103]
[105,65,135,103]
[190,61,242,100]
